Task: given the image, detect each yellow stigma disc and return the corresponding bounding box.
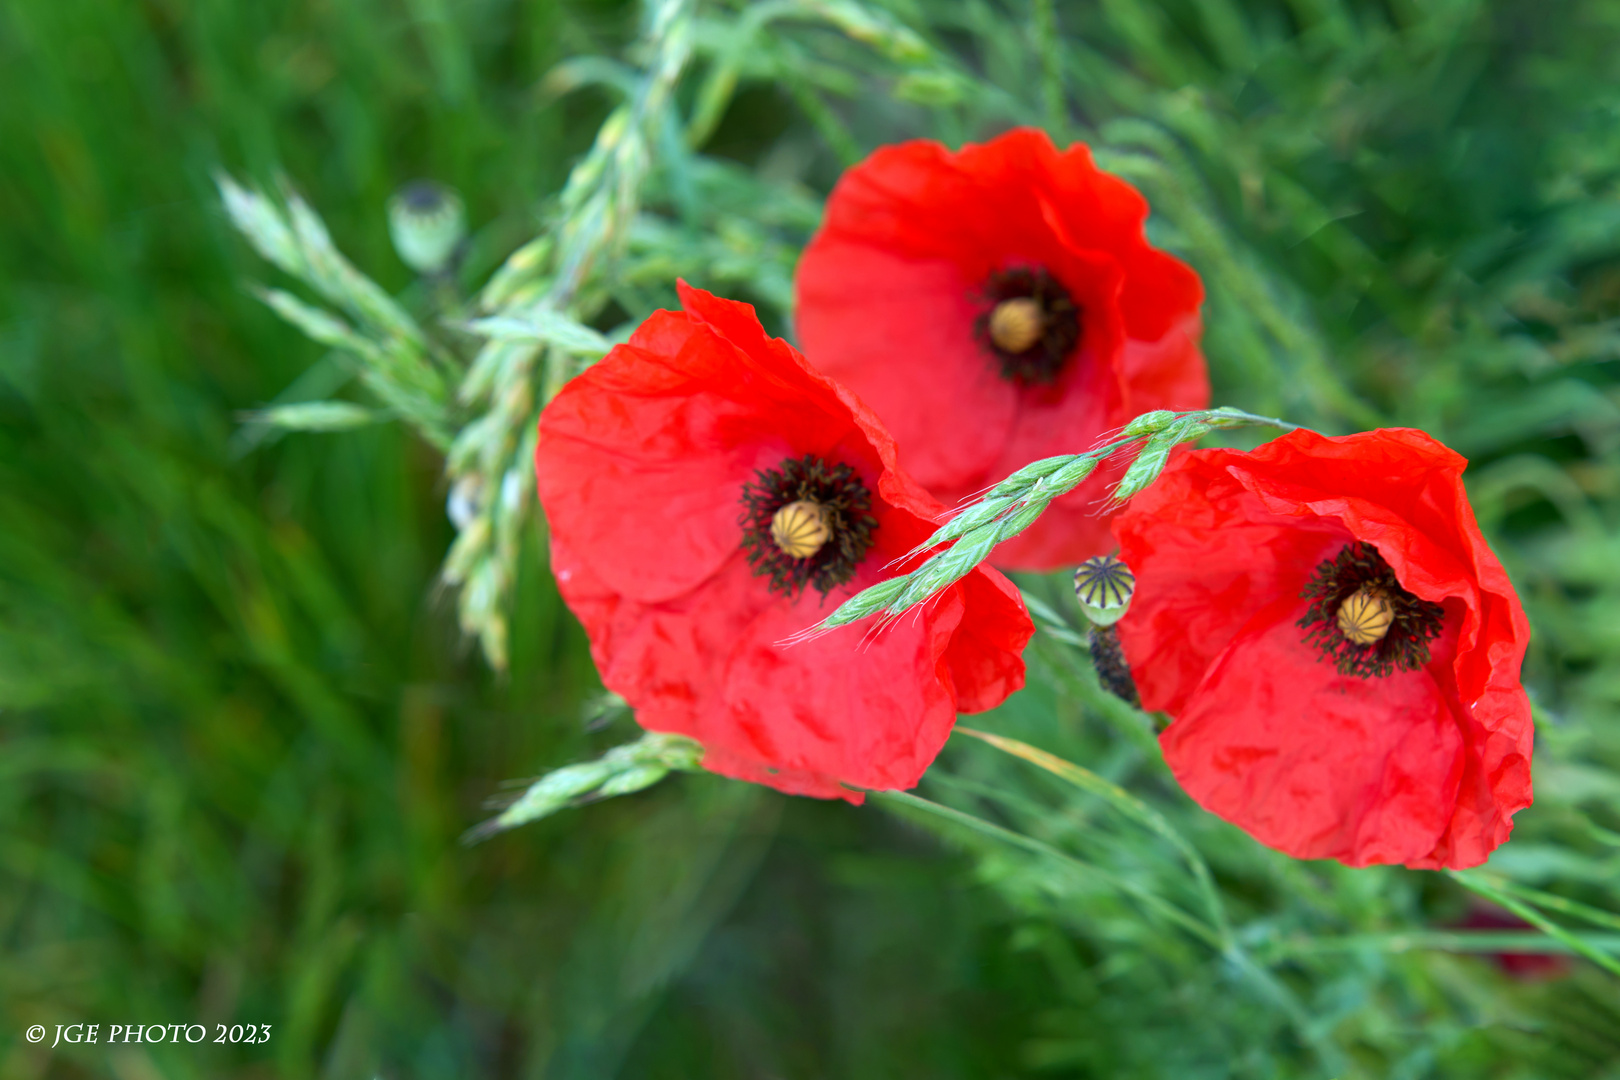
[988,298,1044,353]
[771,500,830,559]
[1336,587,1394,646]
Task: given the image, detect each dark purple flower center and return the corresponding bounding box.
[740,455,877,598]
[1299,542,1445,678]
[974,267,1082,385]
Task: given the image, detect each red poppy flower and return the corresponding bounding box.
[795,127,1208,570]
[1112,428,1532,869]
[535,282,1033,802]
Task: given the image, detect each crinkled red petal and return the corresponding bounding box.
[795,127,1208,570]
[1163,595,1464,865]
[1113,428,1532,868]
[537,284,1032,799]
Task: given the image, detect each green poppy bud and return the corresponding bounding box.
[388,180,465,275]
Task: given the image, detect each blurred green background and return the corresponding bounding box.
[3,0,1620,1077]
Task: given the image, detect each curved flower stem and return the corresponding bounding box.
[956,726,1234,949]
[875,787,1350,1076]
[1199,407,1301,431]
[870,789,1223,949]
[1016,589,1164,754]
[1450,870,1620,977]
[801,406,1300,636]
[1462,874,1620,933]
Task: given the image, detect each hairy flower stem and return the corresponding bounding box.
[1088,625,1140,706]
[802,407,1299,636]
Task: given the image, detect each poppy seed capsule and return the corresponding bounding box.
[988,297,1045,353]
[771,500,830,558]
[1074,553,1136,627]
[1336,586,1394,646]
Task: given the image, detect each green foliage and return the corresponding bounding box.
[4,0,1620,1077]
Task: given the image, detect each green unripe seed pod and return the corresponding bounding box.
[1073,554,1136,627]
[389,180,466,275]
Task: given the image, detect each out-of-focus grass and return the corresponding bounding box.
[4,0,1620,1077]
[0,2,1045,1077]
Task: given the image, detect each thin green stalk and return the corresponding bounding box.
[1032,0,1064,129]
[1450,870,1620,977]
[956,726,1233,946]
[1259,931,1620,961]
[1222,945,1353,1079]
[1028,632,1162,756]
[882,786,1344,1076]
[870,789,1223,948]
[1464,873,1620,933]
[928,769,1107,837]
